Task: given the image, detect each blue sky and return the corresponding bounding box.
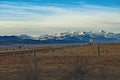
[0,0,120,36]
[0,0,119,6]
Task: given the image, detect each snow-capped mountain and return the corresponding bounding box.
[0,30,119,44]
[39,30,120,43]
[17,35,36,40]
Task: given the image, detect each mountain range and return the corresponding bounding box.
[0,30,120,45]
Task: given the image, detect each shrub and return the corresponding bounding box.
[61,59,88,80]
[22,50,41,80]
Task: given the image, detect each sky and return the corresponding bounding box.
[0,0,120,36]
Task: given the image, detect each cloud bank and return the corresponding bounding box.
[0,2,120,36]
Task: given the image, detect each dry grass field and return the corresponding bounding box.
[0,43,120,80]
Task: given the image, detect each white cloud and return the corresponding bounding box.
[0,2,120,35]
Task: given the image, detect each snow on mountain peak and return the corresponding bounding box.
[38,31,120,43]
[0,31,119,44]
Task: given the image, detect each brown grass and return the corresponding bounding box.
[0,43,120,80]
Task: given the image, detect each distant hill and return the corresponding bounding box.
[38,30,120,43]
[0,30,120,45]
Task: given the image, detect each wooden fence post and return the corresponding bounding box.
[97,45,102,65]
[32,49,39,80]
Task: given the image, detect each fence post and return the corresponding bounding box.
[23,47,25,57]
[6,48,8,52]
[33,49,39,80]
[12,48,14,56]
[97,45,106,80]
[5,48,8,57]
[97,45,102,65]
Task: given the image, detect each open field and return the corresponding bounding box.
[0,43,120,80]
